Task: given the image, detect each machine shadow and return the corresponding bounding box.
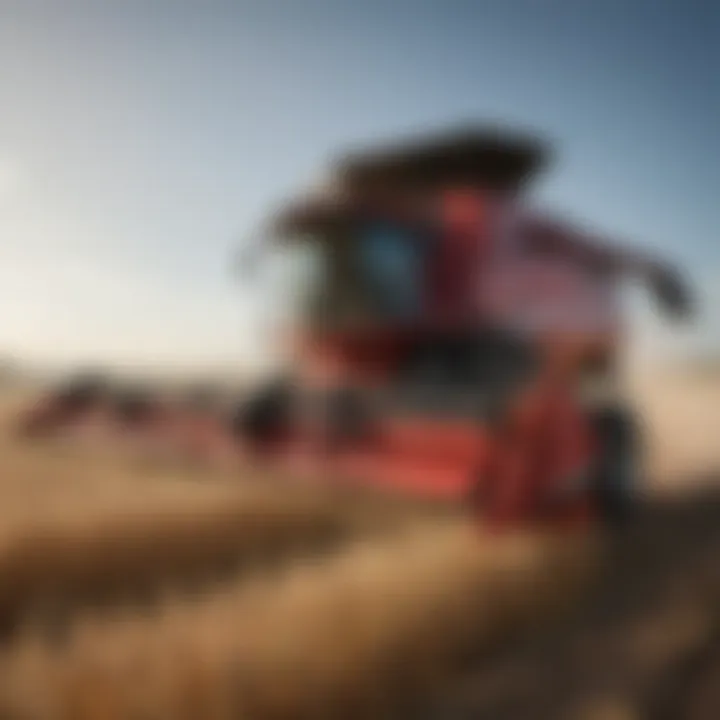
[430,474,720,720]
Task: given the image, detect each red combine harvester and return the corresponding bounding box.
[231,126,694,529]
[18,126,692,529]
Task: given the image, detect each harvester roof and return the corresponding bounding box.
[272,125,550,235]
[335,125,550,193]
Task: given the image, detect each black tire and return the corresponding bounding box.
[229,378,293,444]
[589,404,640,527]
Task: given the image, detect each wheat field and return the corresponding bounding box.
[0,369,717,719]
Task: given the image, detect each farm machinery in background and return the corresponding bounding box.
[17,125,694,529]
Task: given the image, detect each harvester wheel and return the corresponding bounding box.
[589,405,640,527]
[230,378,293,446]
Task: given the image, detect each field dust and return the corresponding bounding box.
[0,368,717,719]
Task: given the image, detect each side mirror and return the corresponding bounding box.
[649,265,694,321]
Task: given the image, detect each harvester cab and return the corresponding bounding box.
[234,126,694,529]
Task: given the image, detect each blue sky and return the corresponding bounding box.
[0,0,717,371]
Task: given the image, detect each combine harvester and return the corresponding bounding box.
[232,124,694,528]
[19,124,694,529]
[1,128,699,719]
